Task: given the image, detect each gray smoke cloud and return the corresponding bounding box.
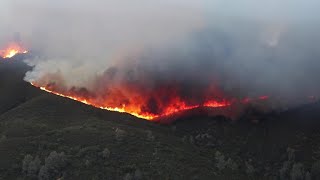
[1,0,320,109]
[1,0,206,88]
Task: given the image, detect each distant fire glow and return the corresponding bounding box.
[0,43,28,59]
[30,82,268,120]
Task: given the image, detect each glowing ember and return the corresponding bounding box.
[0,43,28,59]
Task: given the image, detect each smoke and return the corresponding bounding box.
[1,0,320,110]
[1,0,205,86]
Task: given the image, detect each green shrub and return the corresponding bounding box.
[22,154,41,178]
[290,163,304,180]
[38,151,67,180]
[311,161,320,179]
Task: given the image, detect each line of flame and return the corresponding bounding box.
[31,82,232,120]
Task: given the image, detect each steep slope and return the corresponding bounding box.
[0,57,41,114]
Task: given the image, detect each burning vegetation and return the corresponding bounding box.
[31,82,233,120]
[30,71,269,121]
[0,42,28,59]
[0,40,272,121]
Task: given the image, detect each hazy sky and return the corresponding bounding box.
[207,0,320,22]
[1,0,320,44]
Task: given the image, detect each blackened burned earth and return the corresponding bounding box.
[1,58,320,179]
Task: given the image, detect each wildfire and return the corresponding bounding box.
[0,43,28,59]
[30,82,270,120]
[30,82,237,120]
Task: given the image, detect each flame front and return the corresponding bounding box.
[30,82,235,120]
[0,43,28,59]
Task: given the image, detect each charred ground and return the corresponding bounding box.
[1,58,320,179]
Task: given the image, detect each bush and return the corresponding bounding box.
[279,161,292,180]
[189,136,194,145]
[215,151,226,170]
[22,154,42,178]
[226,158,238,171]
[214,151,238,171]
[77,146,100,157]
[311,161,320,179]
[290,163,304,180]
[305,171,311,180]
[245,160,255,176]
[38,151,67,180]
[134,169,143,180]
[0,135,6,142]
[287,147,295,161]
[146,130,155,141]
[123,173,133,180]
[102,148,111,158]
[27,156,41,177]
[22,154,33,174]
[115,128,126,141]
[123,169,143,180]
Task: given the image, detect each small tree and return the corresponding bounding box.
[287,147,295,161]
[214,151,238,171]
[134,169,143,180]
[279,161,291,180]
[146,130,155,141]
[102,148,111,158]
[22,154,42,178]
[305,171,311,180]
[27,156,41,177]
[215,151,227,170]
[123,173,133,180]
[245,161,255,176]
[115,128,126,141]
[290,163,304,180]
[38,151,67,180]
[311,161,320,179]
[22,154,33,174]
[0,135,6,142]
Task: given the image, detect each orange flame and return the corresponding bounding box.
[30,82,233,120]
[0,43,28,59]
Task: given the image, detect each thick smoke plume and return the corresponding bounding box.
[1,0,320,117]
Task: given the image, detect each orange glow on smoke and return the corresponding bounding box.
[30,82,235,120]
[0,43,28,59]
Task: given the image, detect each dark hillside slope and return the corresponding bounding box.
[1,58,320,179]
[0,57,41,114]
[0,59,221,179]
[0,92,222,179]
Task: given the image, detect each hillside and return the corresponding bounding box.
[1,58,320,180]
